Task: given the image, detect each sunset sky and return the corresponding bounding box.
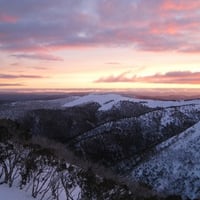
[0,0,200,90]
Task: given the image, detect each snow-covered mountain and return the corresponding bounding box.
[63,93,200,110]
[131,121,200,199]
[62,94,200,199]
[1,93,200,199]
[70,103,200,170]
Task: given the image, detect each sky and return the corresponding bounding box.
[0,0,200,91]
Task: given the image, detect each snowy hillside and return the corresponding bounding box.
[131,121,200,199]
[69,103,200,172]
[63,93,200,110]
[63,94,132,111]
[0,119,137,200]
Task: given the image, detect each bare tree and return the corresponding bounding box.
[60,165,81,200]
[49,173,63,200]
[0,142,24,187]
[25,158,55,199]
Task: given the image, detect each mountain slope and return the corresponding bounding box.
[131,121,200,199]
[0,119,139,200]
[70,104,200,169]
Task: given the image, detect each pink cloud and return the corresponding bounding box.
[95,71,200,85]
[0,0,200,53]
[106,62,121,65]
[150,22,181,35]
[0,13,18,23]
[96,71,132,83]
[161,0,200,11]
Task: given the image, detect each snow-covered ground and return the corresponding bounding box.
[63,93,200,110]
[0,179,81,200]
[0,184,36,200]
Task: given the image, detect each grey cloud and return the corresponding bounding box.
[0,83,24,86]
[0,74,47,79]
[11,53,63,61]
